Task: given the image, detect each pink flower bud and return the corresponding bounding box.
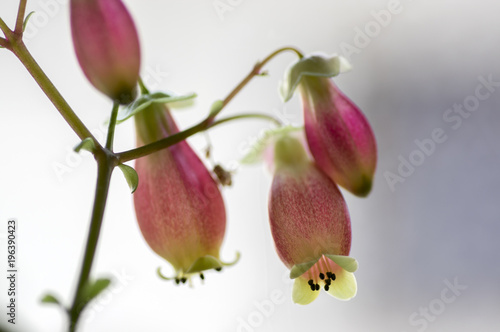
[133,103,232,283]
[300,77,377,196]
[269,135,357,304]
[70,0,141,104]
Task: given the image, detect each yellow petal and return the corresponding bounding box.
[292,277,320,305]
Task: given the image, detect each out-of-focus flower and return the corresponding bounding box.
[280,54,377,197]
[268,134,358,304]
[133,102,236,284]
[70,0,141,104]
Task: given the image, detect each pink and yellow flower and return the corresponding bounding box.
[133,102,235,283]
[268,135,358,304]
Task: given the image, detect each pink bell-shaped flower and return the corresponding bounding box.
[70,0,141,104]
[301,77,377,196]
[133,102,236,284]
[280,54,377,197]
[268,134,358,304]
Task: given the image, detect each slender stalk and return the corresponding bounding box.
[211,46,303,120]
[68,156,115,332]
[0,17,11,38]
[106,102,120,150]
[9,40,99,144]
[118,47,303,162]
[212,113,283,127]
[15,0,28,35]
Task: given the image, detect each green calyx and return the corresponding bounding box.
[274,135,309,170]
[156,252,241,285]
[280,53,351,102]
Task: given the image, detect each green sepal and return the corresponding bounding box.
[209,100,224,117]
[117,92,197,124]
[289,258,320,279]
[23,12,35,32]
[118,164,139,193]
[81,278,111,302]
[74,138,96,154]
[240,125,302,165]
[40,293,61,306]
[185,255,222,274]
[324,254,358,272]
[280,54,351,102]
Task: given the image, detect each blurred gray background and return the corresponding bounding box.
[0,0,499,331]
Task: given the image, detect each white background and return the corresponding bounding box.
[1,0,500,331]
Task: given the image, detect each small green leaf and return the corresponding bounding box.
[118,164,139,193]
[117,92,197,123]
[82,278,111,302]
[23,11,35,32]
[240,125,302,165]
[209,100,224,117]
[41,294,61,306]
[117,96,153,124]
[289,258,320,279]
[324,254,358,273]
[74,138,96,153]
[280,54,351,102]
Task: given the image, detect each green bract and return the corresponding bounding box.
[280,54,351,102]
[117,91,197,124]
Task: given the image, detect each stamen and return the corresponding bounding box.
[310,284,316,291]
[325,279,331,286]
[331,273,336,281]
[181,277,187,284]
[175,278,180,285]
[324,285,330,291]
[215,267,222,272]
[315,284,320,291]
[308,279,314,286]
[200,273,205,280]
[326,272,333,279]
[319,273,325,280]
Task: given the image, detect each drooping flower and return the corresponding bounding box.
[280,54,377,197]
[268,134,358,304]
[133,102,237,284]
[70,0,141,104]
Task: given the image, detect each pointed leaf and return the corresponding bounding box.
[118,164,139,193]
[41,294,61,306]
[23,12,35,32]
[151,92,197,106]
[82,278,111,302]
[74,137,96,153]
[209,100,224,117]
[280,54,351,102]
[116,96,153,123]
[324,254,358,272]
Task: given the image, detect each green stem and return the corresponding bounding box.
[9,40,99,144]
[0,17,11,38]
[210,46,303,120]
[106,102,120,150]
[212,113,283,127]
[15,0,28,35]
[118,46,303,162]
[68,155,116,332]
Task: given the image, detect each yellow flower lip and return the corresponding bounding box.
[290,255,359,305]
